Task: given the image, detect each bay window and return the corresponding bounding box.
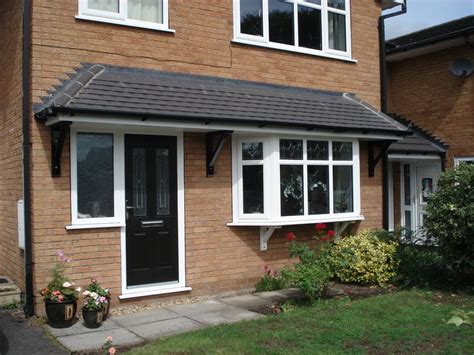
[233,136,360,225]
[234,0,351,59]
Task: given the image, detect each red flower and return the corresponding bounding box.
[286,232,296,242]
[327,230,336,237]
[315,223,326,231]
[320,237,330,242]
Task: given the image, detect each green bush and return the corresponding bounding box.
[255,265,290,292]
[424,163,474,276]
[330,230,399,286]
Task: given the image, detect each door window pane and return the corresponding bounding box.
[404,164,411,206]
[404,211,412,231]
[128,0,163,23]
[298,6,322,50]
[308,165,329,214]
[269,0,294,45]
[280,139,303,160]
[240,0,263,36]
[328,0,345,10]
[77,133,114,218]
[280,165,304,216]
[328,12,346,51]
[307,140,328,160]
[156,148,170,215]
[132,148,147,217]
[243,165,264,214]
[333,166,353,213]
[333,141,352,160]
[88,0,119,12]
[242,142,263,160]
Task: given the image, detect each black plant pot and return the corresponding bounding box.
[45,299,77,328]
[103,296,111,320]
[82,308,104,328]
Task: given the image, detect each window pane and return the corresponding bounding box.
[404,164,411,206]
[305,0,321,5]
[240,0,263,36]
[243,165,264,214]
[333,141,352,160]
[328,0,345,10]
[333,166,353,213]
[156,148,170,215]
[404,211,412,231]
[132,148,147,217]
[88,0,119,12]
[280,165,304,216]
[269,0,294,45]
[298,6,322,50]
[280,139,303,160]
[307,140,328,160]
[242,142,263,160]
[128,0,163,23]
[308,165,329,214]
[328,12,346,51]
[77,133,114,218]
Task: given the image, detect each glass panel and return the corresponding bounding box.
[132,148,147,217]
[328,0,346,10]
[240,0,263,36]
[77,133,114,218]
[128,0,163,23]
[333,141,352,160]
[328,12,346,51]
[333,166,353,213]
[298,5,322,50]
[404,211,412,231]
[305,0,321,4]
[307,140,328,160]
[308,165,329,215]
[269,0,294,45]
[156,148,170,215]
[421,177,433,203]
[242,142,263,160]
[88,0,119,12]
[404,164,411,206]
[280,139,303,160]
[243,165,264,214]
[280,165,304,216]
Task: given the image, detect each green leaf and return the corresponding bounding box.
[447,316,465,326]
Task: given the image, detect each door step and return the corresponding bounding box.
[0,276,22,307]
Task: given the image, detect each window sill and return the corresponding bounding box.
[232,38,357,63]
[227,215,364,227]
[65,222,124,230]
[118,286,192,300]
[75,15,176,33]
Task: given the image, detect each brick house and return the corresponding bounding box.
[1,0,416,315]
[385,15,474,233]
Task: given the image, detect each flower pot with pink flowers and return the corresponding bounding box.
[39,251,80,328]
[82,278,109,328]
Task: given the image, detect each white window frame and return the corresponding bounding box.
[232,0,353,61]
[454,157,474,166]
[232,135,361,225]
[77,0,174,32]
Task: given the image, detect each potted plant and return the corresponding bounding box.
[82,278,109,328]
[39,251,80,328]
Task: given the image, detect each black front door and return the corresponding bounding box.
[125,134,178,287]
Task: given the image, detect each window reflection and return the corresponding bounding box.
[269,0,294,45]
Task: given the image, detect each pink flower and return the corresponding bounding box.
[286,232,296,242]
[106,336,113,342]
[108,347,116,354]
[91,278,97,284]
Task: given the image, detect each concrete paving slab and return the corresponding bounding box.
[187,307,264,326]
[220,294,272,309]
[167,299,229,316]
[56,327,142,352]
[127,317,203,340]
[254,290,289,303]
[46,317,120,337]
[112,308,180,327]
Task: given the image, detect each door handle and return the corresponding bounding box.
[141,220,164,227]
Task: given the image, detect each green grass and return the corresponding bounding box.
[127,290,474,354]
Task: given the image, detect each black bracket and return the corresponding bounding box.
[206,130,233,177]
[51,123,71,177]
[368,140,392,177]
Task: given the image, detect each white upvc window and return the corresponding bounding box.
[232,135,361,225]
[77,0,172,32]
[233,0,352,61]
[454,157,474,166]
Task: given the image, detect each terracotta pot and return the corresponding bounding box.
[45,299,77,328]
[82,308,104,328]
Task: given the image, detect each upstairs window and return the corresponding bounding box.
[78,0,170,31]
[234,0,351,59]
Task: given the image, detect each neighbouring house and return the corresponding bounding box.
[1,0,417,316]
[385,15,474,234]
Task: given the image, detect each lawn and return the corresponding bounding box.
[127,290,474,354]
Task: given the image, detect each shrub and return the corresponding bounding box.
[424,163,474,276]
[330,230,399,286]
[255,265,289,292]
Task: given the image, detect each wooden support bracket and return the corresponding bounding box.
[260,226,281,251]
[51,123,71,177]
[368,140,392,177]
[206,130,233,177]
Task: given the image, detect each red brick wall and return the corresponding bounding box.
[387,46,474,166]
[0,0,25,290]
